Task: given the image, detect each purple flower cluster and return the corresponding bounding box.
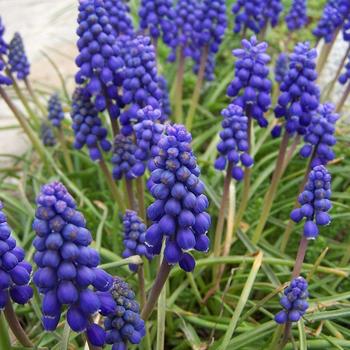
[300,103,338,166]
[111,134,137,180]
[227,36,272,127]
[168,0,199,62]
[275,277,309,324]
[193,51,216,81]
[194,0,227,54]
[40,123,56,147]
[285,0,308,32]
[48,94,65,128]
[313,0,348,43]
[104,0,134,36]
[274,42,319,135]
[75,0,124,114]
[71,88,111,161]
[8,33,30,80]
[275,53,288,84]
[339,55,350,85]
[214,104,253,181]
[102,277,145,348]
[262,0,284,28]
[0,59,11,86]
[290,165,332,239]
[0,201,33,309]
[139,0,175,46]
[0,17,7,55]
[120,35,163,135]
[32,182,113,335]
[122,210,153,272]
[158,75,171,121]
[146,124,211,272]
[133,106,164,177]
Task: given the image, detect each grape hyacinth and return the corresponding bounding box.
[122,210,153,271]
[0,201,33,309]
[338,54,350,85]
[158,75,171,122]
[104,0,134,36]
[274,42,320,135]
[71,88,111,161]
[40,123,56,147]
[132,106,164,177]
[232,0,264,35]
[168,0,199,62]
[32,182,113,339]
[275,277,309,324]
[262,0,284,28]
[111,134,138,180]
[275,53,288,84]
[193,51,216,81]
[145,124,211,272]
[8,33,30,80]
[139,0,175,47]
[227,36,272,127]
[47,94,65,128]
[75,0,124,114]
[0,17,7,55]
[214,104,253,181]
[0,59,12,86]
[104,277,145,348]
[300,103,338,166]
[285,0,308,32]
[290,165,332,239]
[120,35,163,135]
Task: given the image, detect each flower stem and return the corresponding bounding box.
[323,44,350,101]
[4,298,33,347]
[252,131,290,244]
[174,46,186,124]
[0,86,46,163]
[136,176,146,222]
[316,27,340,77]
[57,127,74,173]
[24,77,47,116]
[98,157,126,212]
[336,80,350,113]
[138,264,147,309]
[141,259,172,321]
[125,179,135,210]
[186,46,209,131]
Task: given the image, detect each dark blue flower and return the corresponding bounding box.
[158,76,171,122]
[227,36,272,127]
[290,165,332,239]
[145,124,211,271]
[339,54,350,85]
[71,87,111,161]
[32,181,113,334]
[0,201,33,310]
[75,0,124,114]
[0,59,12,86]
[0,17,8,55]
[275,277,309,324]
[122,210,153,271]
[104,0,134,36]
[8,32,30,80]
[40,123,56,147]
[104,277,145,348]
[48,94,65,128]
[300,103,338,166]
[275,53,288,84]
[285,0,308,31]
[215,103,253,181]
[274,42,320,135]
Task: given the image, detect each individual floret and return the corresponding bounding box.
[275,277,309,324]
[145,124,211,272]
[290,165,332,239]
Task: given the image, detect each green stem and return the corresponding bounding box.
[4,298,33,347]
[57,127,74,173]
[125,178,135,210]
[252,131,289,244]
[141,259,172,321]
[98,157,126,212]
[24,77,47,116]
[0,86,46,163]
[138,264,147,309]
[136,176,146,222]
[174,46,186,124]
[156,280,167,350]
[336,80,350,113]
[185,46,209,131]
